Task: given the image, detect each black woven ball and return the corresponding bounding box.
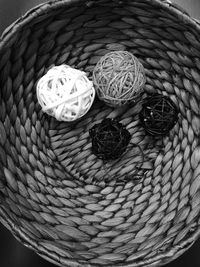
[139,94,179,136]
[89,118,131,160]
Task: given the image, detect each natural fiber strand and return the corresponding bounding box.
[101,142,146,184]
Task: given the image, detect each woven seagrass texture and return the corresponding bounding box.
[0,0,200,266]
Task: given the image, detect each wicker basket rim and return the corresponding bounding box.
[1,206,200,267]
[0,0,200,49]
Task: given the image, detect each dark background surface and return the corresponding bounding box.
[0,0,200,267]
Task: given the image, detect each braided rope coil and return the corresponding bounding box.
[0,0,200,267]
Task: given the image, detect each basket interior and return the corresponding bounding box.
[0,0,200,266]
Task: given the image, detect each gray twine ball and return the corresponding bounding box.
[93,51,146,107]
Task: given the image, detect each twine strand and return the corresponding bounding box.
[101,142,145,184]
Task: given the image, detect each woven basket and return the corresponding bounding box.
[0,0,200,266]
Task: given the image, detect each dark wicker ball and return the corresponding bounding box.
[89,118,131,160]
[139,94,179,136]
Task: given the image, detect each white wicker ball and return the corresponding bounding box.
[36,65,95,121]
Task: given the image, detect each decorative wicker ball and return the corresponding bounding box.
[92,51,146,107]
[89,118,131,160]
[139,94,179,136]
[36,65,95,121]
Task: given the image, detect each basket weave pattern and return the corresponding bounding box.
[0,0,200,266]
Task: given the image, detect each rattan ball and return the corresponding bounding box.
[93,51,146,107]
[139,93,179,136]
[89,118,131,160]
[36,65,95,121]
